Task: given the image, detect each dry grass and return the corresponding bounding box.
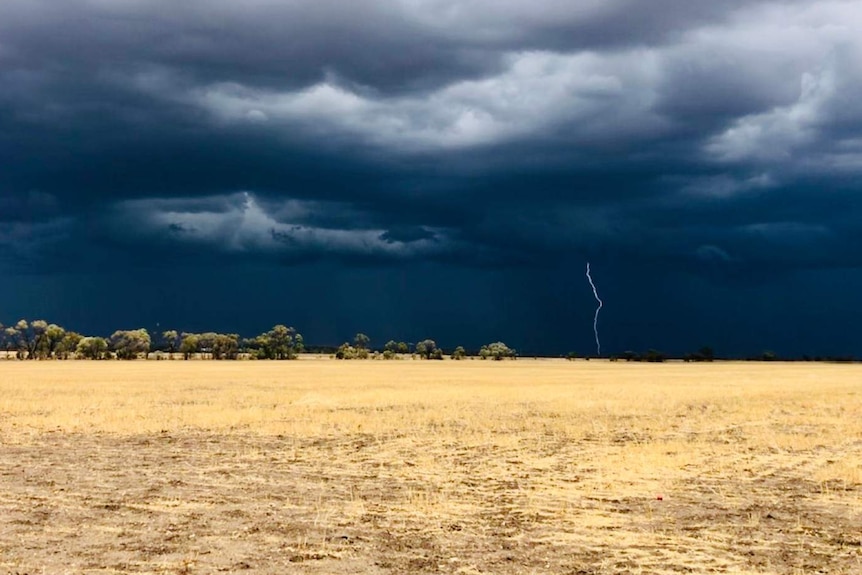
[0,359,860,574]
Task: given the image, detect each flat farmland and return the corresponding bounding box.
[0,359,860,574]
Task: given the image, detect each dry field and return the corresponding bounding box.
[0,359,860,575]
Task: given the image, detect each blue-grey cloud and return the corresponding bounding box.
[2,0,862,354]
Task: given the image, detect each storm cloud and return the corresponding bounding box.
[2,0,862,355]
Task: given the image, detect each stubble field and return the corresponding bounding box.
[0,359,860,574]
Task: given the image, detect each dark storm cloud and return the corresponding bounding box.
[0,190,60,222]
[379,226,438,244]
[0,0,803,95]
[2,0,862,335]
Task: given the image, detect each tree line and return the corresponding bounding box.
[0,320,304,361]
[333,334,516,360]
[0,320,517,361]
[12,317,844,362]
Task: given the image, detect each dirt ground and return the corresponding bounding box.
[0,360,860,574]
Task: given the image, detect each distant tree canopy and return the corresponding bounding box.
[179,333,200,360]
[335,332,374,359]
[478,342,516,360]
[176,332,240,360]
[110,329,151,360]
[335,342,369,360]
[162,330,179,354]
[253,325,304,360]
[451,346,467,360]
[0,319,309,361]
[684,346,715,362]
[415,339,443,360]
[354,333,370,350]
[617,349,667,363]
[55,331,82,360]
[8,319,46,359]
[77,336,108,360]
[0,319,76,360]
[211,333,240,360]
[381,340,411,360]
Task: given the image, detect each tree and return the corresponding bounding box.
[42,323,66,359]
[479,342,516,360]
[256,325,303,360]
[179,333,200,360]
[382,340,399,360]
[3,326,21,358]
[28,320,49,359]
[397,341,409,354]
[212,333,239,360]
[336,342,368,359]
[11,319,49,359]
[77,337,108,360]
[644,349,666,363]
[354,333,370,350]
[197,332,217,359]
[336,342,355,359]
[566,351,578,361]
[684,346,715,362]
[415,339,435,359]
[55,332,83,359]
[415,339,443,360]
[162,330,179,355]
[0,324,20,359]
[452,346,467,360]
[109,329,151,360]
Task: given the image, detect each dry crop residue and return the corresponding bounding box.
[0,359,860,574]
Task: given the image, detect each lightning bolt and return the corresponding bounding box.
[586,262,603,356]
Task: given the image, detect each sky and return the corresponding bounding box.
[2,0,862,357]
